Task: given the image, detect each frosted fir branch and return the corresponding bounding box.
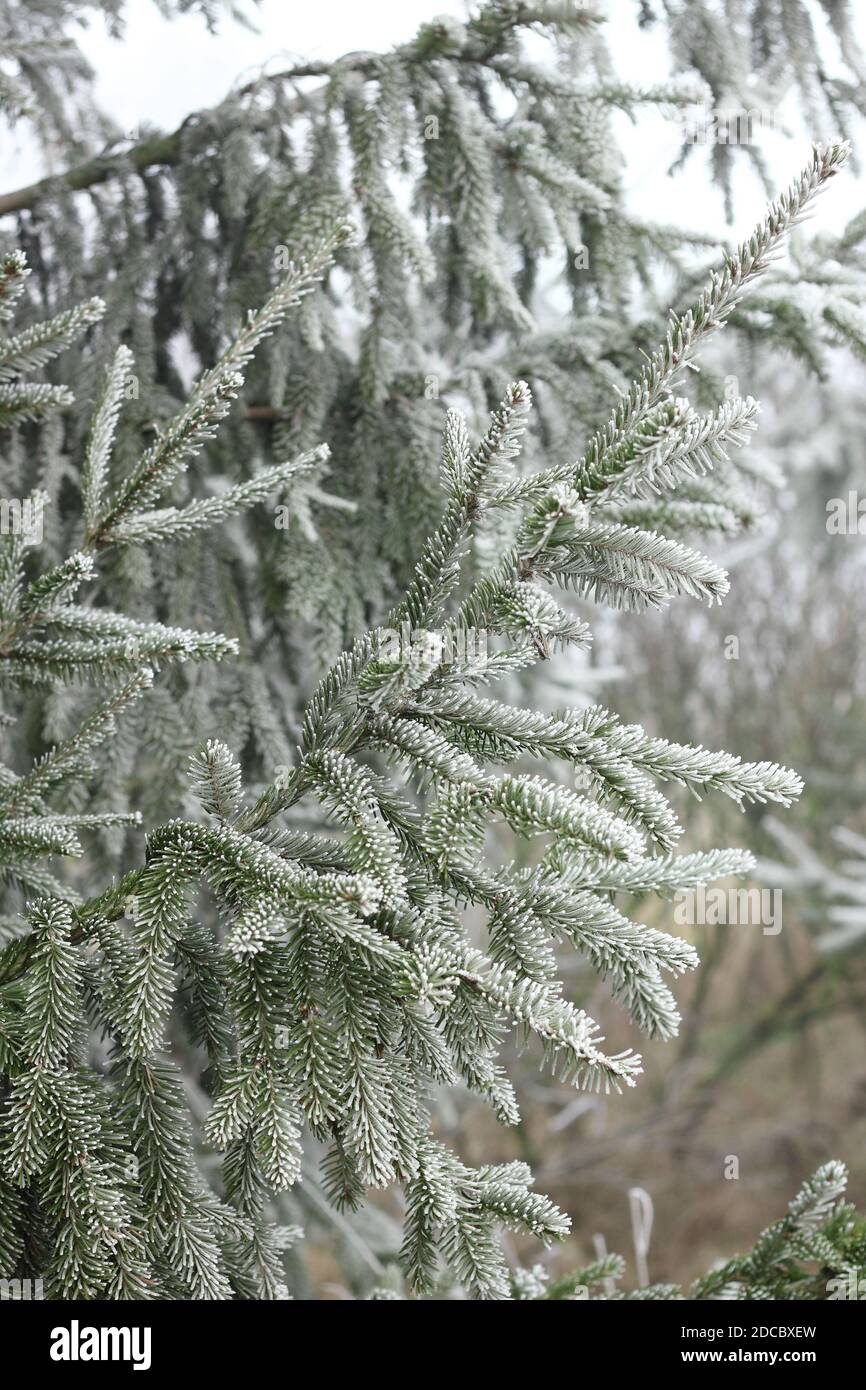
[440,84,535,335]
[0,250,28,322]
[689,1163,851,1300]
[36,811,141,832]
[88,368,243,543]
[0,297,105,382]
[0,380,74,425]
[0,860,80,911]
[252,1073,307,1195]
[15,899,83,1070]
[144,819,389,927]
[107,447,328,548]
[589,714,804,807]
[537,518,730,609]
[0,2,600,225]
[395,697,658,839]
[223,898,290,958]
[487,888,558,981]
[581,762,681,853]
[306,749,409,909]
[0,627,237,683]
[516,136,611,215]
[87,223,355,546]
[540,1252,627,1301]
[388,485,469,636]
[506,867,700,979]
[369,712,488,786]
[467,379,533,496]
[3,1059,60,1187]
[412,698,801,813]
[399,1135,562,1300]
[189,739,244,821]
[485,48,707,108]
[788,1160,850,1231]
[356,632,453,714]
[466,957,643,1094]
[439,408,472,496]
[423,782,488,870]
[0,814,139,861]
[489,579,593,651]
[491,773,646,861]
[484,866,697,1037]
[473,1174,570,1242]
[346,85,437,286]
[823,298,866,361]
[402,689,599,760]
[601,497,749,538]
[113,1056,233,1300]
[116,860,191,1059]
[465,1,605,46]
[581,80,710,110]
[44,606,223,646]
[225,890,397,963]
[553,889,698,1040]
[398,695,783,853]
[437,642,540,690]
[0,490,51,632]
[206,1062,302,1193]
[16,551,95,624]
[389,384,532,634]
[592,847,756,897]
[414,762,648,874]
[0,816,83,857]
[399,1139,461,1292]
[576,395,760,505]
[609,963,684,1042]
[81,345,135,531]
[0,907,153,1299]
[571,142,849,499]
[0,668,153,816]
[299,634,377,757]
[0,141,842,1295]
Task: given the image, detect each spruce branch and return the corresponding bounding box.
[81,344,136,531]
[0,297,106,382]
[571,143,849,498]
[85,224,354,548]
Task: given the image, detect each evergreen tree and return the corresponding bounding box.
[2,0,865,1303]
[0,141,852,1298]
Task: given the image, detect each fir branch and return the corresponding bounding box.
[86,224,354,547]
[571,143,849,499]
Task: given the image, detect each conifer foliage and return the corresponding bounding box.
[0,143,852,1298]
[510,1162,866,1301]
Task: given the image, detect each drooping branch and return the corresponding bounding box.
[0,6,606,218]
